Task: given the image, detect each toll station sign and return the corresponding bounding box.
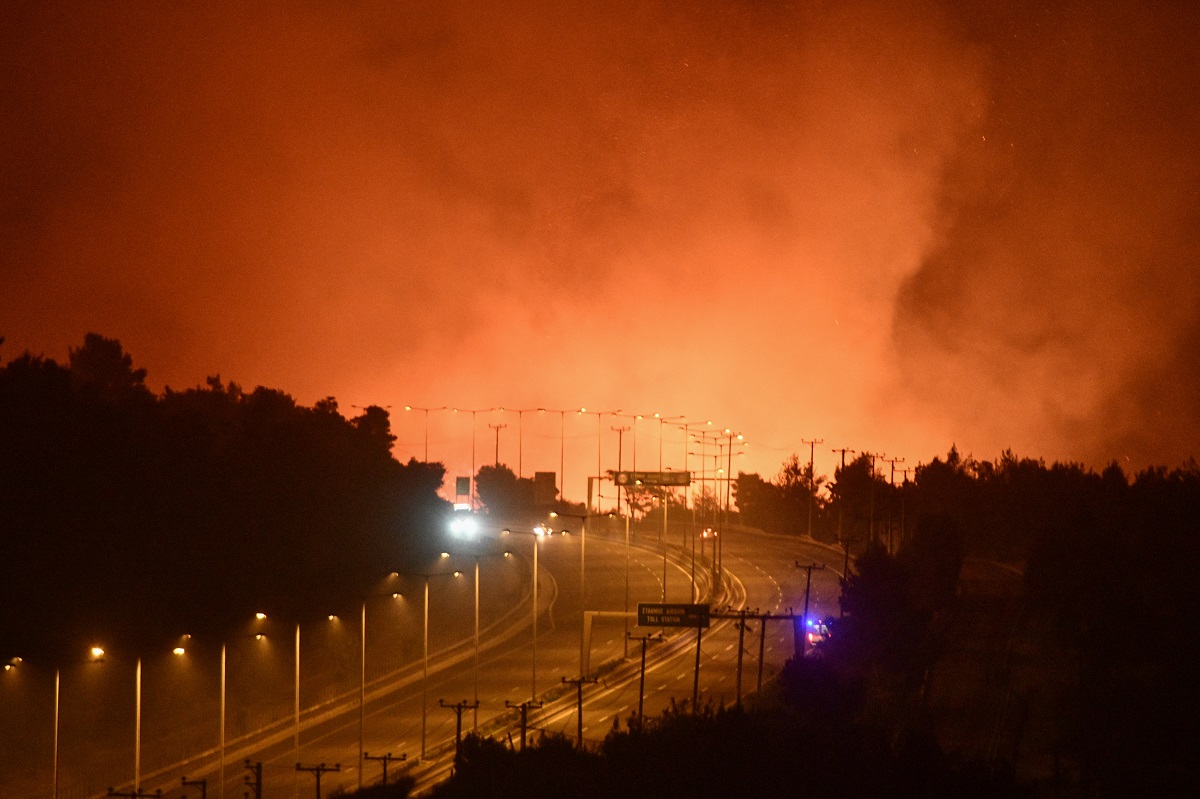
[615,470,691,487]
[638,602,710,628]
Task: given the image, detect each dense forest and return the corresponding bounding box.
[733,449,1200,795]
[0,334,450,663]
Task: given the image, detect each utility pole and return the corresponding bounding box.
[562,677,599,748]
[627,632,662,721]
[734,609,749,708]
[880,457,904,554]
[488,423,507,465]
[757,611,770,693]
[837,537,861,618]
[831,447,855,556]
[802,438,824,539]
[898,466,913,546]
[180,776,207,799]
[362,752,405,786]
[439,699,480,756]
[106,791,161,799]
[795,563,827,657]
[295,763,340,799]
[863,451,884,546]
[505,699,542,751]
[243,760,262,799]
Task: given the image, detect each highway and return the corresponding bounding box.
[6,523,844,799]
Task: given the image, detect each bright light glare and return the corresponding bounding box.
[90,646,104,658]
[440,552,450,558]
[173,647,185,656]
[449,511,478,538]
[255,612,266,620]
[328,615,337,621]
[255,634,265,641]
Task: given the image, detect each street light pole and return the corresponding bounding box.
[358,603,365,791]
[536,409,571,503]
[403,406,446,462]
[533,531,540,700]
[134,657,141,792]
[53,667,60,799]
[474,558,480,730]
[504,526,548,700]
[219,645,225,799]
[294,623,300,774]
[422,576,429,760]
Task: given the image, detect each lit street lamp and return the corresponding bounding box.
[548,509,613,676]
[402,566,463,761]
[536,409,571,502]
[452,408,497,509]
[356,580,404,789]
[402,406,446,462]
[502,525,550,700]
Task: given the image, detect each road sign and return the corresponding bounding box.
[533,471,557,506]
[455,476,470,496]
[614,470,691,487]
[638,602,710,628]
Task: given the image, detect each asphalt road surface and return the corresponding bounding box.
[2,524,843,799]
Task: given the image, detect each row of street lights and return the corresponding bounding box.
[401,406,749,513]
[2,528,565,799]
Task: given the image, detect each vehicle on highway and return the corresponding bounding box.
[448,503,479,538]
[804,616,836,655]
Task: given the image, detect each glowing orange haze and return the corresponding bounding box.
[3,1,1198,501]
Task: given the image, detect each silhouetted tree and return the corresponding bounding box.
[474,463,535,522]
[0,335,450,663]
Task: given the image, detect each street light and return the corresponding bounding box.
[83,645,146,793]
[215,627,270,799]
[249,612,308,772]
[357,578,404,790]
[579,408,621,513]
[441,544,509,732]
[548,509,613,676]
[502,525,550,700]
[401,568,463,761]
[452,408,497,509]
[537,409,571,503]
[402,406,446,463]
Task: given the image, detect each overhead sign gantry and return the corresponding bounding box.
[614,470,691,487]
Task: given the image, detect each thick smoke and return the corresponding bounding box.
[893,0,1200,469]
[2,1,1197,490]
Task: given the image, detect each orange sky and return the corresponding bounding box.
[3,1,1199,502]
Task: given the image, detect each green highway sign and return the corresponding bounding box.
[638,602,710,628]
[614,470,691,487]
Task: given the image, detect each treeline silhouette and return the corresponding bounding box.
[0,333,450,664]
[737,448,1200,795]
